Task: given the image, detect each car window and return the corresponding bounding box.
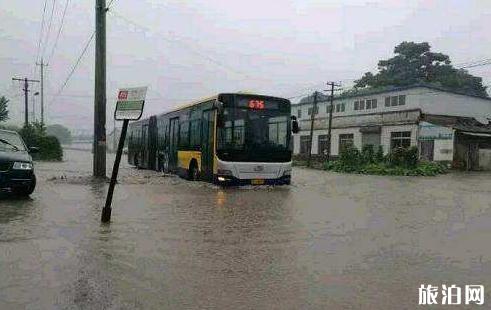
[0,131,27,152]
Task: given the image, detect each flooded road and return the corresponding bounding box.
[1,150,491,309]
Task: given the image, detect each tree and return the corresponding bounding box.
[354,41,488,97]
[0,96,9,122]
[46,124,72,144]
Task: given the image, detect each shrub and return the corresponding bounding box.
[323,145,445,176]
[19,123,63,161]
[361,144,375,164]
[375,145,384,162]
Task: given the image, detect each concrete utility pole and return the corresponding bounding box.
[93,0,107,177]
[325,81,342,164]
[36,59,47,125]
[307,91,318,167]
[12,77,40,127]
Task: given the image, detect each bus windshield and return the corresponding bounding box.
[217,96,291,162]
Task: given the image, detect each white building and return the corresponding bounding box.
[292,84,491,170]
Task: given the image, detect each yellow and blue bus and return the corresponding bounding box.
[127,93,299,185]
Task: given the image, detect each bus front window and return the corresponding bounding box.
[217,107,291,162]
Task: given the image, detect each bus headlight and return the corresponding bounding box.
[217,169,233,176]
[217,177,226,182]
[13,162,33,170]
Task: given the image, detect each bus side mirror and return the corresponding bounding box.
[214,100,225,127]
[291,116,299,133]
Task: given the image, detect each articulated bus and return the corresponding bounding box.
[127,93,299,185]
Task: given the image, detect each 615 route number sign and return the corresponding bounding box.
[114,86,147,120]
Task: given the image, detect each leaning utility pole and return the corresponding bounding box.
[12,77,40,127]
[325,81,342,163]
[93,0,107,177]
[36,59,48,125]
[307,91,318,167]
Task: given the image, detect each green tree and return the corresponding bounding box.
[0,96,9,122]
[46,124,72,144]
[354,41,488,97]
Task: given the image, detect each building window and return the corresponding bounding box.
[307,106,318,116]
[385,95,406,107]
[300,136,311,154]
[335,103,345,113]
[398,95,406,105]
[354,100,365,110]
[326,104,333,113]
[339,133,354,153]
[390,131,411,149]
[297,108,302,118]
[318,134,329,155]
[366,99,377,109]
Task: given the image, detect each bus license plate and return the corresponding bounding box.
[251,179,264,185]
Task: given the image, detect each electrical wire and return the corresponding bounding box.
[52,31,95,99]
[108,9,253,79]
[35,0,48,64]
[46,0,70,64]
[41,0,57,58]
[107,0,117,9]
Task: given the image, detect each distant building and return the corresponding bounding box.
[292,84,491,170]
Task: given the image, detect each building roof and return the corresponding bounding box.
[423,114,491,134]
[293,83,491,107]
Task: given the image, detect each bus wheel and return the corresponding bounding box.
[134,154,139,169]
[188,161,199,181]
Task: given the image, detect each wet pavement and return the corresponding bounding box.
[1,149,491,309]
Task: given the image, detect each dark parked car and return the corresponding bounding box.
[0,129,37,196]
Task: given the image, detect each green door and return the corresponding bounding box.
[201,110,215,181]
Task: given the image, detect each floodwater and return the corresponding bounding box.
[1,150,491,309]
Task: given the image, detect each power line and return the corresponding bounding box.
[107,0,117,9]
[108,9,253,79]
[52,31,95,99]
[41,0,57,58]
[35,0,48,64]
[46,0,70,64]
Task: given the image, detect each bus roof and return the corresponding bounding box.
[151,92,290,119]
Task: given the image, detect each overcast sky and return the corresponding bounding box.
[1,0,490,130]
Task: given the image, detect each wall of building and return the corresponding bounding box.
[293,123,418,155]
[291,86,491,158]
[433,139,454,161]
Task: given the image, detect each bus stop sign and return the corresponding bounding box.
[114,86,147,120]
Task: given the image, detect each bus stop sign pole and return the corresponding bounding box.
[101,119,128,223]
[101,87,147,223]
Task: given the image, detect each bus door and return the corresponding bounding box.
[168,117,179,171]
[201,109,215,181]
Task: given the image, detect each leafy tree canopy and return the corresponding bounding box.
[0,96,9,122]
[354,41,488,97]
